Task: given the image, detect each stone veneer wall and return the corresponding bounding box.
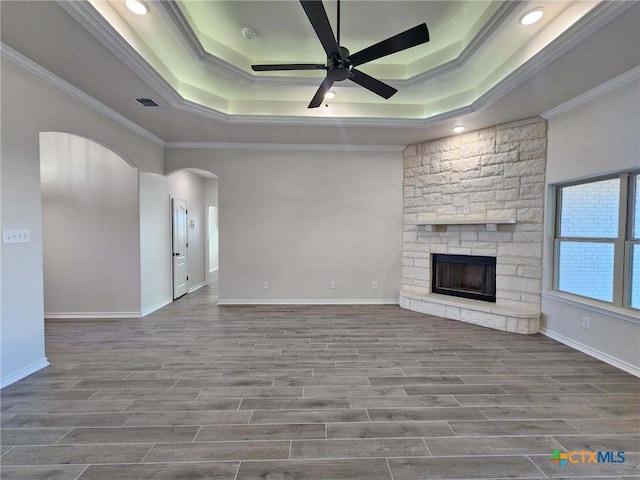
[402,117,547,316]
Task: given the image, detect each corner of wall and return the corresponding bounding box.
[0,358,50,389]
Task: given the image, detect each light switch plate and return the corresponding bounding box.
[3,229,31,244]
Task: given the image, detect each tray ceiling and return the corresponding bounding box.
[1,0,637,145]
[81,0,607,120]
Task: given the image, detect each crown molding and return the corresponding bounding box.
[54,0,633,127]
[158,1,519,89]
[45,1,475,128]
[23,0,638,131]
[159,0,255,85]
[467,0,635,117]
[1,43,166,146]
[0,38,467,134]
[165,142,405,152]
[139,1,630,94]
[175,92,474,128]
[541,65,640,120]
[396,2,520,88]
[57,0,186,109]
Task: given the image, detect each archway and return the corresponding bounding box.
[39,132,140,317]
[166,168,219,301]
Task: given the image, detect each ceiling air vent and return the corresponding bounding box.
[134,97,164,111]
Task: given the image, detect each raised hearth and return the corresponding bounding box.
[400,288,540,334]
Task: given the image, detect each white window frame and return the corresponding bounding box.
[553,170,639,310]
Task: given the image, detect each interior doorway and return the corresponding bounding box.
[166,168,218,302]
[171,196,188,299]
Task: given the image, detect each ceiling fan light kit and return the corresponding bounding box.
[251,0,430,108]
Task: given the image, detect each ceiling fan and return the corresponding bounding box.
[251,0,430,108]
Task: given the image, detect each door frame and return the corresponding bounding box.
[205,203,219,285]
[171,195,189,300]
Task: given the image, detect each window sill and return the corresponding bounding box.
[541,291,640,325]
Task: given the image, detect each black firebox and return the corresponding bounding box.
[432,254,496,302]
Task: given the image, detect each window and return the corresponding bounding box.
[631,174,640,308]
[554,171,639,309]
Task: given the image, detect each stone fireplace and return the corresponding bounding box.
[400,118,546,334]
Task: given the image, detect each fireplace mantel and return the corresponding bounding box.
[417,219,516,232]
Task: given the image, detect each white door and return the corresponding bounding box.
[172,197,188,299]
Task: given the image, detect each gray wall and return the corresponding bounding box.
[545,79,640,184]
[40,132,141,316]
[1,59,163,386]
[542,76,640,374]
[140,172,172,313]
[204,177,219,205]
[165,148,403,303]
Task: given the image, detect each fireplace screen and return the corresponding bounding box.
[432,254,496,302]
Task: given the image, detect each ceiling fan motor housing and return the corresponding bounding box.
[327,47,351,81]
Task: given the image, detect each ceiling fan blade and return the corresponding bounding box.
[300,1,341,58]
[349,69,397,99]
[308,76,335,108]
[252,64,326,72]
[348,23,429,68]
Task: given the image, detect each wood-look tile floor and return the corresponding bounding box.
[1,285,639,479]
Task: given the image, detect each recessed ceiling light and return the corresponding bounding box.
[452,125,466,134]
[125,0,148,15]
[324,91,336,100]
[520,8,544,25]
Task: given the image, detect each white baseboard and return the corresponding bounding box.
[45,311,143,319]
[218,298,400,305]
[540,327,640,378]
[45,298,174,319]
[141,298,172,317]
[1,358,50,388]
[188,282,207,293]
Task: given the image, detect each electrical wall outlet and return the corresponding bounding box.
[463,206,470,214]
[372,281,378,289]
[3,229,31,244]
[450,206,457,214]
[263,281,269,290]
[330,281,336,289]
[581,316,591,329]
